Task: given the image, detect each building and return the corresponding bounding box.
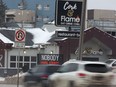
[3,1,116,29]
[87,9,116,36]
[0,28,63,76]
[5,9,35,28]
[0,27,116,76]
[51,27,116,62]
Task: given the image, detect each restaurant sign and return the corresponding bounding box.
[37,54,63,64]
[55,0,82,26]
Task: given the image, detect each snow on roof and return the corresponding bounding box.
[0,33,14,43]
[26,28,55,44]
[0,27,56,45]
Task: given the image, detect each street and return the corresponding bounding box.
[0,75,116,87]
[0,73,116,87]
[0,84,116,87]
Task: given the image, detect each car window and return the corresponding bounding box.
[58,63,78,72]
[30,65,46,73]
[85,64,109,73]
[112,61,116,66]
[46,66,61,73]
[105,60,114,64]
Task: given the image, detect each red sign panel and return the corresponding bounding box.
[37,54,63,65]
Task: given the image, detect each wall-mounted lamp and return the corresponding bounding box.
[23,49,26,54]
[50,51,53,54]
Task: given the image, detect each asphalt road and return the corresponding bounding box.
[0,84,116,87]
[0,73,116,87]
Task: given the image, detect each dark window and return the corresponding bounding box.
[31,63,36,68]
[47,66,60,73]
[24,56,30,61]
[112,32,115,36]
[19,63,23,68]
[10,56,16,61]
[19,56,23,61]
[85,64,109,73]
[24,63,29,67]
[58,63,78,72]
[112,61,116,66]
[31,65,46,73]
[10,63,16,67]
[107,31,111,34]
[31,56,36,62]
[30,65,60,73]
[105,60,114,64]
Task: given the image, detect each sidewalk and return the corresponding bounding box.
[0,72,26,84]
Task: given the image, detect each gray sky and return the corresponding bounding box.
[87,0,116,10]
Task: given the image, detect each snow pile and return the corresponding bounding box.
[0,77,5,81]
[10,72,27,78]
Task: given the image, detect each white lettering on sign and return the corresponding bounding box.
[63,2,77,10]
[58,32,80,37]
[0,55,3,67]
[90,50,103,55]
[61,15,80,23]
[41,55,59,61]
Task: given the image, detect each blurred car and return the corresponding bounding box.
[105,59,116,72]
[48,59,114,87]
[23,64,61,87]
[105,59,116,67]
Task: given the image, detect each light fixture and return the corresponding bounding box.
[50,51,53,54]
[23,49,26,54]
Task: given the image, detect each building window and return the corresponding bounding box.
[112,32,116,36]
[19,56,23,61]
[10,56,37,69]
[44,4,49,11]
[10,56,16,61]
[31,56,36,62]
[19,63,23,68]
[10,63,16,68]
[24,56,30,61]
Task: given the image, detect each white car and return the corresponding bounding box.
[105,59,116,67]
[105,59,116,72]
[48,59,114,87]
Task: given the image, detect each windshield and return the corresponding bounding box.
[57,63,78,73]
[30,65,46,73]
[29,65,61,73]
[105,60,114,64]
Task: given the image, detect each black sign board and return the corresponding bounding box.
[55,0,82,26]
[37,54,63,65]
[56,31,80,38]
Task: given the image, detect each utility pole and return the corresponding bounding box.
[34,4,38,28]
[77,0,87,60]
[17,1,25,87]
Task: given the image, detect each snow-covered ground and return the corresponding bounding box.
[0,77,5,81]
[0,72,27,84]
